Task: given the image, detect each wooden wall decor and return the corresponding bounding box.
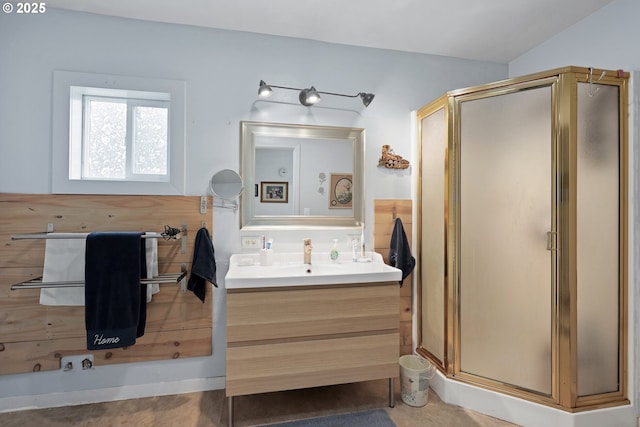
[0,194,213,375]
[373,199,413,355]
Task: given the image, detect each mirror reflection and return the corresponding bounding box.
[240,121,364,229]
[209,169,243,200]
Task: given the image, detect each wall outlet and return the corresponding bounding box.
[61,354,94,372]
[241,236,262,249]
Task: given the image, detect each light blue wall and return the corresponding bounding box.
[509,0,640,75]
[0,8,507,406]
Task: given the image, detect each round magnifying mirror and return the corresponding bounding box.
[209,169,243,200]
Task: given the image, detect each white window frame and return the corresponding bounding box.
[53,71,186,195]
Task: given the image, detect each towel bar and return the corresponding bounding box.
[12,224,186,241]
[11,232,178,240]
[10,271,187,290]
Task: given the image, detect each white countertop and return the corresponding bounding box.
[225,251,402,289]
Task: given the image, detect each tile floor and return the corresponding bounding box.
[0,379,518,427]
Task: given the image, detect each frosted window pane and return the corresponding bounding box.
[420,109,446,363]
[133,106,168,175]
[576,83,620,396]
[459,86,552,395]
[84,100,126,179]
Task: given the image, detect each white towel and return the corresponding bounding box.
[145,234,160,303]
[39,234,88,306]
[39,232,160,305]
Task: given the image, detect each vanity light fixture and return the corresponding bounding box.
[258,80,375,107]
[258,80,273,97]
[299,86,320,106]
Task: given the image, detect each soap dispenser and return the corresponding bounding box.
[330,238,340,262]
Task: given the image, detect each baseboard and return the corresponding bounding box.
[0,376,226,414]
[429,371,636,427]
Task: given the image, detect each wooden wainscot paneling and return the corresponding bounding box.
[374,199,413,355]
[0,326,212,374]
[0,194,213,375]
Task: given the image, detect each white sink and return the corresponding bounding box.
[225,251,402,289]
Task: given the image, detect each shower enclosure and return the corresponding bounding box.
[417,66,628,411]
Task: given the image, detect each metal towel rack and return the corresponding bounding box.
[9,225,189,291]
[11,224,185,241]
[10,271,188,290]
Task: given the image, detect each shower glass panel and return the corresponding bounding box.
[458,86,553,394]
[420,108,446,365]
[417,67,628,411]
[576,82,620,396]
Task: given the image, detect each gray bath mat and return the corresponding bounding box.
[260,408,396,427]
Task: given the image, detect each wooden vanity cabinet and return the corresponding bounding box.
[226,282,400,398]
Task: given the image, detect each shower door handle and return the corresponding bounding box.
[546,231,557,251]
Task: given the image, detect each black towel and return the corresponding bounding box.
[389,217,416,287]
[187,227,217,302]
[137,237,148,339]
[85,232,145,350]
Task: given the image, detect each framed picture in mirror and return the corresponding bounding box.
[260,181,289,203]
[329,173,353,208]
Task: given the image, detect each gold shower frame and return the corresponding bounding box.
[415,66,629,412]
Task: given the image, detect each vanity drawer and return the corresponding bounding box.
[226,283,399,343]
[226,331,399,396]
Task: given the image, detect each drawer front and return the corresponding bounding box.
[226,332,399,396]
[227,283,399,343]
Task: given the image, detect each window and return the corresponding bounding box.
[53,71,185,195]
[73,89,169,182]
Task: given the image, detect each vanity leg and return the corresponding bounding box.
[228,396,234,427]
[389,378,395,408]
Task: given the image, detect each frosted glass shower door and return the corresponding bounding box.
[458,85,553,395]
[420,108,447,365]
[576,82,621,397]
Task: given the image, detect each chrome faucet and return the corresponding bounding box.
[303,238,312,265]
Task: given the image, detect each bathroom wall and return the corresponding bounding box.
[509,0,638,418]
[254,148,295,216]
[253,140,353,217]
[0,7,507,408]
[509,0,640,76]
